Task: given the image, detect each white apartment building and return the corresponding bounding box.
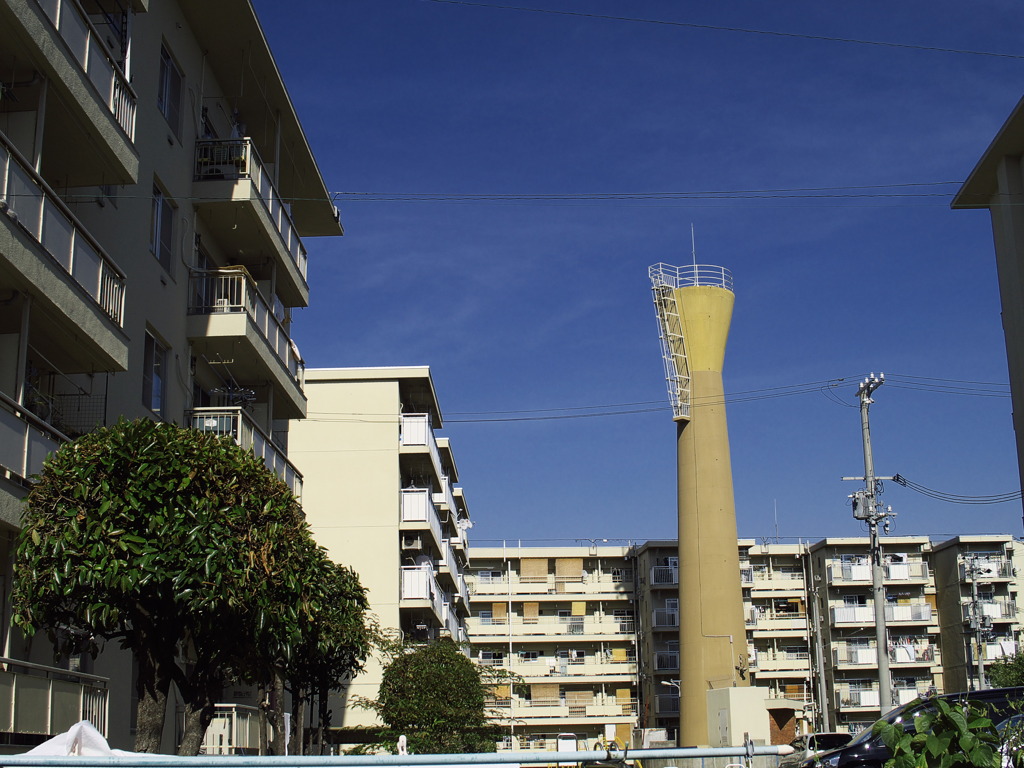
[289,367,472,737]
[0,0,340,751]
[465,544,638,753]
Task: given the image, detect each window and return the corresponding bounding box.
[518,650,540,663]
[151,185,175,271]
[143,332,167,416]
[157,46,182,137]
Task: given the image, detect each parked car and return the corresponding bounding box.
[778,732,852,768]
[807,687,1024,768]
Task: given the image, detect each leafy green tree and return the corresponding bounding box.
[11,418,368,754]
[286,562,375,754]
[361,638,499,754]
[873,697,1000,768]
[988,653,1024,688]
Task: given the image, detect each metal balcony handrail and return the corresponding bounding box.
[32,0,137,139]
[0,390,70,483]
[193,138,308,281]
[187,407,302,496]
[401,488,444,551]
[649,262,733,292]
[188,269,302,381]
[0,132,126,325]
[0,655,109,686]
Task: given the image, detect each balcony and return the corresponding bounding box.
[653,610,679,629]
[962,600,1017,622]
[400,414,447,487]
[750,650,810,673]
[468,571,634,596]
[832,603,932,626]
[497,696,636,723]
[744,567,805,592]
[1,132,128,371]
[466,615,635,638]
[187,407,302,497]
[655,651,679,671]
[826,560,929,585]
[983,640,1018,661]
[401,488,444,553]
[0,392,68,486]
[0,656,108,738]
[193,139,308,306]
[0,0,138,183]
[187,269,305,419]
[833,641,936,667]
[401,565,445,624]
[651,565,678,586]
[746,608,807,631]
[504,655,636,679]
[655,694,679,715]
[961,559,1015,581]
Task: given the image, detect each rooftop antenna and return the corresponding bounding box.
[691,223,697,270]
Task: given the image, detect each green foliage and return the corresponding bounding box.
[872,697,1001,768]
[362,638,499,754]
[988,655,1024,689]
[11,418,372,751]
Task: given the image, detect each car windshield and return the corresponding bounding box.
[811,734,853,750]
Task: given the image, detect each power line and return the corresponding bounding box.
[891,474,1023,505]
[423,0,1024,61]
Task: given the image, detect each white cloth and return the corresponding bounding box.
[26,720,156,756]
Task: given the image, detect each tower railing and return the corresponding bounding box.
[649,262,734,292]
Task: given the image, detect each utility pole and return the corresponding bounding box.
[843,373,897,714]
[965,555,993,690]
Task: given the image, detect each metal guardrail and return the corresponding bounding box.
[0,745,793,766]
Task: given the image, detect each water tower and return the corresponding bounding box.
[649,262,749,746]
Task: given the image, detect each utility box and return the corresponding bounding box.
[706,687,771,747]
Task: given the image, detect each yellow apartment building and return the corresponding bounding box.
[465,544,638,752]
[289,367,473,738]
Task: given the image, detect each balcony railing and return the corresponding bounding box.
[1,133,125,325]
[962,600,1017,622]
[193,139,307,280]
[0,656,108,737]
[467,615,635,636]
[187,407,302,496]
[961,559,1015,581]
[400,413,445,484]
[653,610,679,628]
[401,565,444,621]
[504,658,637,677]
[200,704,263,755]
[468,572,634,595]
[832,604,932,624]
[401,488,443,551]
[33,0,137,139]
[655,651,679,671]
[827,560,929,584]
[655,694,679,715]
[746,609,807,629]
[0,391,69,484]
[833,642,935,666]
[188,269,301,382]
[651,565,678,585]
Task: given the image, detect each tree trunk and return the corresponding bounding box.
[290,686,305,756]
[257,680,269,756]
[316,682,330,756]
[177,674,220,756]
[268,667,286,755]
[133,650,172,753]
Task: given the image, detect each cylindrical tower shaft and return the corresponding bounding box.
[674,282,749,746]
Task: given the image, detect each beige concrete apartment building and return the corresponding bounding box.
[0,0,340,750]
[464,544,638,752]
[289,367,472,733]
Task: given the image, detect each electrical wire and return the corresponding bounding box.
[892,474,1023,505]
[423,0,1024,61]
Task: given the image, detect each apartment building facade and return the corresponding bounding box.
[931,536,1023,693]
[289,367,472,734]
[464,544,638,753]
[0,0,340,750]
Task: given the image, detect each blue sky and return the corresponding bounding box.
[252,0,1024,544]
